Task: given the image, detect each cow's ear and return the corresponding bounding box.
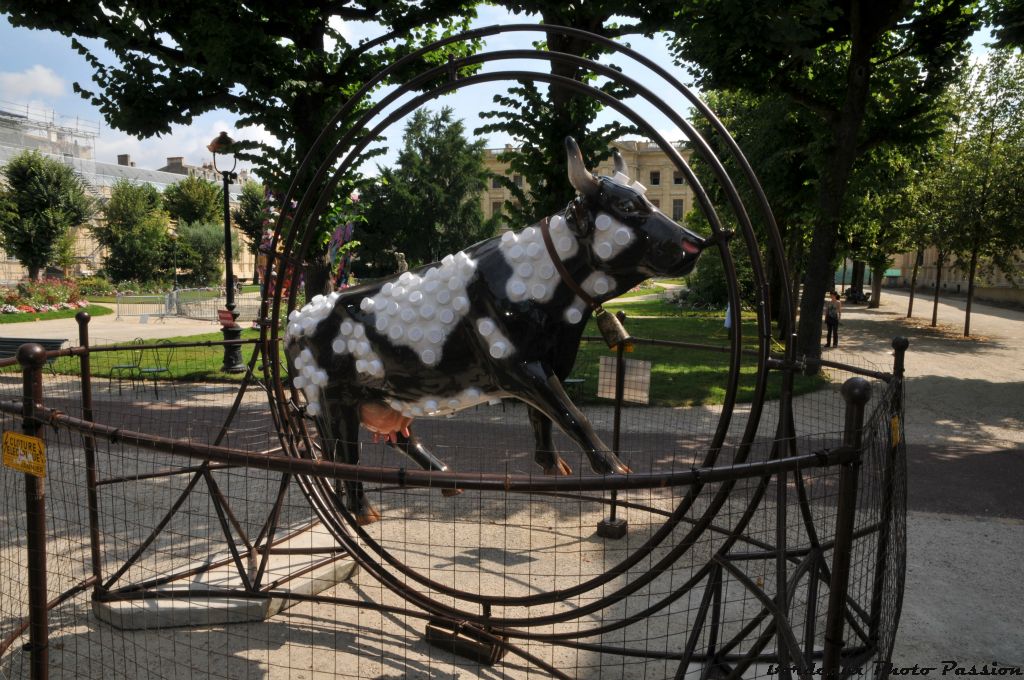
[565,137,599,200]
[612,148,627,177]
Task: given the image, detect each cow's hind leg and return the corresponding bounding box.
[512,361,630,475]
[339,405,381,525]
[388,430,462,496]
[528,406,572,476]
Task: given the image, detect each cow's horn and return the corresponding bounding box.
[612,148,627,176]
[565,137,599,199]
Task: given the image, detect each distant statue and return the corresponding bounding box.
[395,252,409,274]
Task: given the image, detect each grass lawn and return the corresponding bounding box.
[50,297,826,406]
[0,304,113,325]
[571,297,826,406]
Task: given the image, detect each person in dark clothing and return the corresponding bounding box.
[824,290,842,347]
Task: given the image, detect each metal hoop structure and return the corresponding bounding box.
[219,24,908,678]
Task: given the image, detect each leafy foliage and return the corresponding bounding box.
[0,150,94,279]
[357,108,499,275]
[232,181,269,256]
[175,221,237,287]
[93,180,169,283]
[163,175,222,224]
[660,0,981,358]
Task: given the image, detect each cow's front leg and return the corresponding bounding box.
[528,406,573,476]
[388,430,462,496]
[338,404,381,525]
[512,361,630,475]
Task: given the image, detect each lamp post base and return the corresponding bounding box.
[221,311,246,373]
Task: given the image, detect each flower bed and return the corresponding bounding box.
[1,279,91,315]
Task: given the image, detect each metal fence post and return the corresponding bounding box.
[18,343,49,680]
[76,312,104,594]
[822,376,870,678]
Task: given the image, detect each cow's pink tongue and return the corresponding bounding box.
[359,402,412,442]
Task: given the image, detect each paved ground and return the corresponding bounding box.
[0,303,222,345]
[2,288,1021,670]
[827,288,1023,666]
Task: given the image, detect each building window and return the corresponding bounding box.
[513,174,524,188]
[491,176,502,189]
[651,199,660,209]
[491,201,503,218]
[673,170,684,185]
[672,199,684,221]
[649,170,661,186]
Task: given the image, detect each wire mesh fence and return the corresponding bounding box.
[0,329,906,679]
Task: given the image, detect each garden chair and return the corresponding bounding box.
[139,339,176,399]
[108,338,145,394]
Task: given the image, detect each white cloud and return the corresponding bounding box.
[0,65,65,101]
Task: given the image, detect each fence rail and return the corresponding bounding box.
[0,319,909,680]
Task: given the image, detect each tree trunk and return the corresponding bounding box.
[840,258,848,293]
[303,254,332,300]
[931,251,945,327]
[964,244,980,337]
[28,265,40,281]
[851,260,866,292]
[868,261,884,309]
[906,247,922,318]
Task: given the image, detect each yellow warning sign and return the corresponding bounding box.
[890,415,902,448]
[2,431,46,478]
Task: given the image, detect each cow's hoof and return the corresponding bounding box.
[441,487,463,497]
[354,503,382,526]
[543,457,573,476]
[590,454,631,475]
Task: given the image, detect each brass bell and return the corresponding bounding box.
[595,307,632,349]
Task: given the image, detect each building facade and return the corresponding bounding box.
[480,139,696,227]
[888,248,1023,305]
[0,102,253,284]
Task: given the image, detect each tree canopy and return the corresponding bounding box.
[357,107,499,275]
[0,150,94,280]
[93,180,169,283]
[663,0,981,358]
[163,175,222,225]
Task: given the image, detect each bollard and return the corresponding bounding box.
[77,312,104,593]
[18,343,49,680]
[822,377,870,678]
[597,312,629,540]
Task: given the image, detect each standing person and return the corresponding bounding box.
[824,290,842,347]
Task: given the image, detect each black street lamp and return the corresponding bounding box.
[208,131,245,373]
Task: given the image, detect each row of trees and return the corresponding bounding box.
[0,149,253,288]
[3,0,1022,348]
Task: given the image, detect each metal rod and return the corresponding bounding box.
[823,377,870,677]
[5,401,858,494]
[76,312,104,593]
[609,334,626,521]
[95,462,239,486]
[19,344,48,680]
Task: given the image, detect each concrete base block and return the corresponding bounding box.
[93,522,357,630]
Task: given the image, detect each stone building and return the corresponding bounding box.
[888,248,1023,305]
[480,139,696,227]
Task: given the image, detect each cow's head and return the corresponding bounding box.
[564,137,705,279]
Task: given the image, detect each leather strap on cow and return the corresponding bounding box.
[539,215,598,311]
[539,214,632,349]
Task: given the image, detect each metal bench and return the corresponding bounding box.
[0,337,68,371]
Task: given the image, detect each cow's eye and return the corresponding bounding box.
[618,199,638,214]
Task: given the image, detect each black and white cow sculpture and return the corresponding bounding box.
[285,137,705,524]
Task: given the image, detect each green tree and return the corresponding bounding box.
[0,150,94,279]
[914,49,1024,336]
[232,181,268,259]
[175,221,236,287]
[94,179,169,283]
[358,108,499,274]
[660,0,981,359]
[479,2,646,224]
[163,175,221,224]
